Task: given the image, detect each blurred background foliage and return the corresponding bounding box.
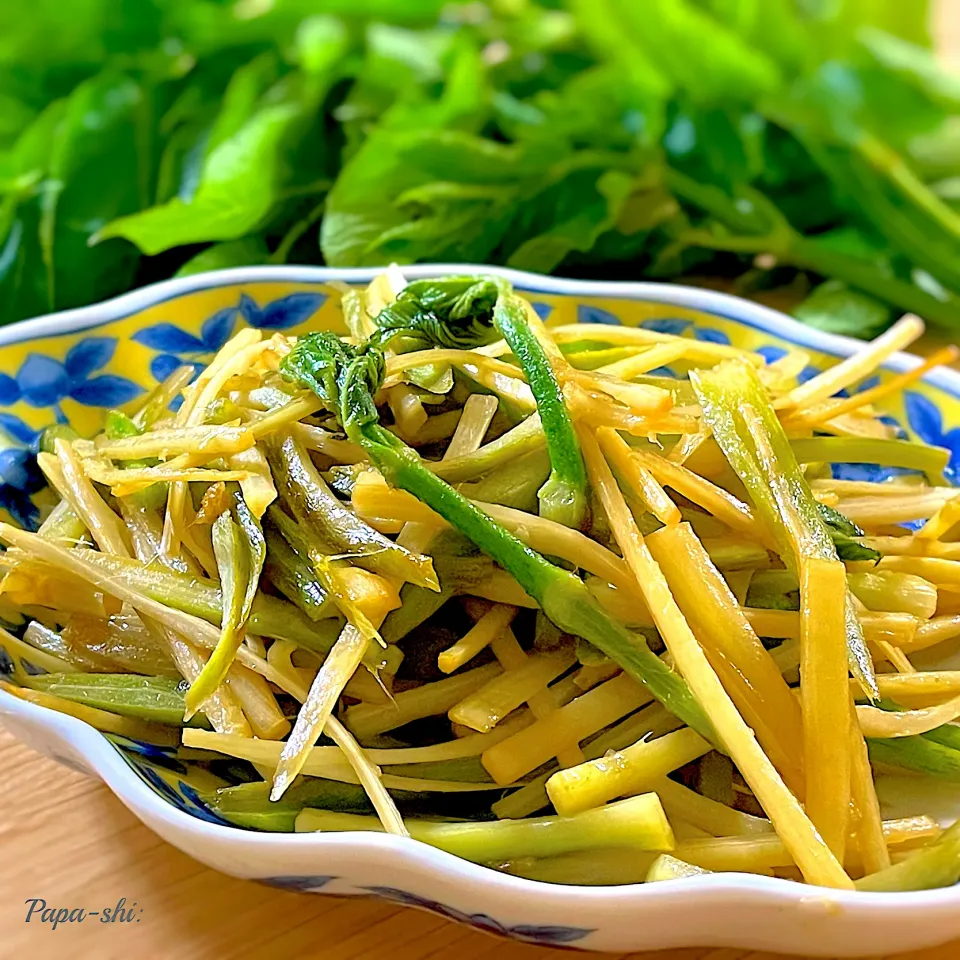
[1,0,959,336]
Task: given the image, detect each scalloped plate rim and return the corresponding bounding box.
[2,263,959,398]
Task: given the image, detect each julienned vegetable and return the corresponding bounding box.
[3,269,960,892]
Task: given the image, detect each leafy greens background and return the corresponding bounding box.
[2,0,959,336]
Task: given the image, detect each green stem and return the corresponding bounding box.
[295,792,674,862]
[356,422,712,740]
[856,820,960,892]
[789,437,949,481]
[23,673,191,726]
[493,294,588,529]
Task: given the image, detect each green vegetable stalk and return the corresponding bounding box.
[493,293,588,528]
[267,432,438,589]
[856,820,960,892]
[281,331,712,740]
[867,736,960,780]
[184,491,265,717]
[373,277,588,528]
[790,437,950,482]
[263,510,328,620]
[22,673,192,726]
[295,792,675,862]
[24,547,341,652]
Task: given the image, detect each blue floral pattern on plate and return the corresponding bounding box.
[133,291,327,383]
[257,878,594,944]
[905,390,960,481]
[0,290,328,524]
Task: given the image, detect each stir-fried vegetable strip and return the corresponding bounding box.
[6,267,960,893]
[692,360,879,700]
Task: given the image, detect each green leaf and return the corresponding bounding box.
[816,502,882,563]
[506,169,639,274]
[793,279,893,338]
[322,129,533,266]
[206,53,280,159]
[175,236,270,277]
[95,102,301,254]
[596,0,782,103]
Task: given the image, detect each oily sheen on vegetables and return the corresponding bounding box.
[5,269,960,891]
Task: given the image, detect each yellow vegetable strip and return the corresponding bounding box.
[271,623,369,800]
[654,778,773,838]
[248,395,325,438]
[293,423,367,464]
[0,624,79,676]
[856,672,960,699]
[647,522,804,795]
[387,383,428,438]
[788,346,959,428]
[39,447,129,557]
[879,640,917,674]
[227,446,277,518]
[811,479,931,498]
[94,425,256,460]
[799,558,852,862]
[85,461,250,496]
[870,555,960,587]
[444,394,500,459]
[564,385,691,438]
[469,570,538,609]
[490,627,584,768]
[774,314,925,410]
[745,607,918,647]
[546,727,711,817]
[850,723,891,875]
[438,604,516,675]
[184,729,498,794]
[860,537,960,560]
[343,661,502,740]
[597,342,691,379]
[668,430,710,466]
[622,445,765,540]
[579,427,852,889]
[482,671,652,786]
[401,408,462,446]
[599,428,680,525]
[571,371,674,418]
[323,715,408,835]
[666,817,939,874]
[918,498,960,541]
[492,700,677,820]
[833,491,960,526]
[449,646,576,734]
[901,615,960,652]
[856,693,960,737]
[547,323,754,363]
[220,666,289,740]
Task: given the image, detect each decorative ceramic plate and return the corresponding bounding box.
[2,265,960,957]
